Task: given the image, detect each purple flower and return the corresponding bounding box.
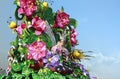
[90,77,97,79]
[78,64,90,77]
[42,52,60,69]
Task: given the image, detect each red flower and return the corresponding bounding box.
[29,62,40,70]
[70,29,78,46]
[32,17,46,35]
[18,0,37,16]
[16,23,26,35]
[54,11,69,28]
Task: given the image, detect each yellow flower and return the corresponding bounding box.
[9,21,17,29]
[42,1,48,8]
[72,50,85,59]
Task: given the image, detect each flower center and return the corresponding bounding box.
[48,58,52,62]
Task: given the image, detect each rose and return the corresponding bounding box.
[18,0,37,16]
[54,11,69,28]
[32,16,46,35]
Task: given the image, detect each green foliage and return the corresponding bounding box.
[40,33,53,48]
[14,0,19,6]
[61,6,64,12]
[11,63,22,72]
[32,73,40,79]
[65,31,72,52]
[42,7,55,25]
[3,0,95,79]
[19,28,39,45]
[69,18,77,28]
[0,75,5,79]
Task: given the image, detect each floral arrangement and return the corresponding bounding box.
[0,0,97,79]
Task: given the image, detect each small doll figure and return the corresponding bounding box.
[51,30,68,56]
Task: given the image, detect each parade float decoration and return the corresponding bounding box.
[0,0,96,79]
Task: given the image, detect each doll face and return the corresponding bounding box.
[57,39,64,46]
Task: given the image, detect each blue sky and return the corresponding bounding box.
[0,0,120,79]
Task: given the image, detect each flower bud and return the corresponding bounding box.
[42,1,48,8]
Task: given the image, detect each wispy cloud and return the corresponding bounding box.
[82,52,120,79]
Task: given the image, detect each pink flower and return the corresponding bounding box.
[32,17,46,35]
[27,41,47,60]
[16,23,26,35]
[54,11,69,28]
[18,0,37,16]
[70,29,78,46]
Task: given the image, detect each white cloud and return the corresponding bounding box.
[82,52,120,79]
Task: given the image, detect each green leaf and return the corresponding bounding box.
[32,73,40,79]
[11,63,22,72]
[0,75,5,79]
[44,7,53,16]
[22,67,32,76]
[40,33,53,48]
[14,0,20,6]
[12,73,24,79]
[61,6,64,12]
[65,31,72,52]
[43,7,54,24]
[11,37,18,48]
[69,18,77,28]
[18,46,26,54]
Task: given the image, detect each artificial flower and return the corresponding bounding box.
[32,16,46,35]
[70,29,78,46]
[51,41,69,55]
[18,0,37,16]
[42,52,60,69]
[54,10,69,28]
[16,23,26,35]
[9,21,17,29]
[27,41,47,60]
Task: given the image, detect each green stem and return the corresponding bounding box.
[25,29,30,36]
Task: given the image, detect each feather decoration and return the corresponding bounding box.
[45,21,56,46]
